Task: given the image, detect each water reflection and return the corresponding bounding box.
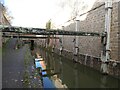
[37,49,119,88]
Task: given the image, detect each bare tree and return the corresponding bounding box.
[4,6,13,23]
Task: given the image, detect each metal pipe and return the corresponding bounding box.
[100,0,112,74]
[105,0,112,62]
[62,26,64,51]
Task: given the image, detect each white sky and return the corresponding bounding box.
[3,0,97,28]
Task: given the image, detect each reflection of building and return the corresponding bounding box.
[51,75,68,88]
[36,52,68,88]
[0,2,11,47]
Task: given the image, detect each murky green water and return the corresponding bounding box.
[37,48,120,88]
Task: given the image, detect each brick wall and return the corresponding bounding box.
[110,2,119,61]
[61,1,119,61]
[61,2,105,57]
[118,2,120,61]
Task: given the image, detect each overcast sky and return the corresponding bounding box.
[3,0,98,28]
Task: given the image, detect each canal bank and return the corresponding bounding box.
[33,46,120,88]
[2,38,43,88]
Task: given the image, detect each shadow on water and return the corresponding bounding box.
[32,47,120,89]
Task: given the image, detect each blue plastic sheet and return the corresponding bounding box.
[35,61,41,68]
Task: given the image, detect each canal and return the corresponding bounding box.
[33,47,120,89]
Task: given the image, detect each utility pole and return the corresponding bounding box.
[101,0,112,74]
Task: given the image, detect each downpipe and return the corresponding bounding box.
[73,19,80,62]
[101,1,112,74]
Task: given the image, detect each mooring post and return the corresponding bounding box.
[31,40,34,50]
[101,0,112,74]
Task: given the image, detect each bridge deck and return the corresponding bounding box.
[0,26,103,37]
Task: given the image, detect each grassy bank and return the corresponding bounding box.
[2,38,10,53]
[0,48,2,55]
[23,45,31,88]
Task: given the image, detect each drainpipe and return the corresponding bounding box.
[104,0,112,62]
[75,19,79,55]
[62,26,64,50]
[101,0,112,74]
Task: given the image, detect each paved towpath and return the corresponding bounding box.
[2,38,26,88]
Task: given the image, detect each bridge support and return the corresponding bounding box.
[101,0,112,74]
[30,40,34,50]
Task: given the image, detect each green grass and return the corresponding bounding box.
[0,48,2,53]
[23,45,32,88]
[0,48,2,58]
[24,46,31,68]
[23,70,30,88]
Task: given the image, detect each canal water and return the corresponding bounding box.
[34,48,120,88]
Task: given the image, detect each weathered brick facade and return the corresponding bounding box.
[118,2,120,61]
[55,1,119,61]
[110,2,119,61]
